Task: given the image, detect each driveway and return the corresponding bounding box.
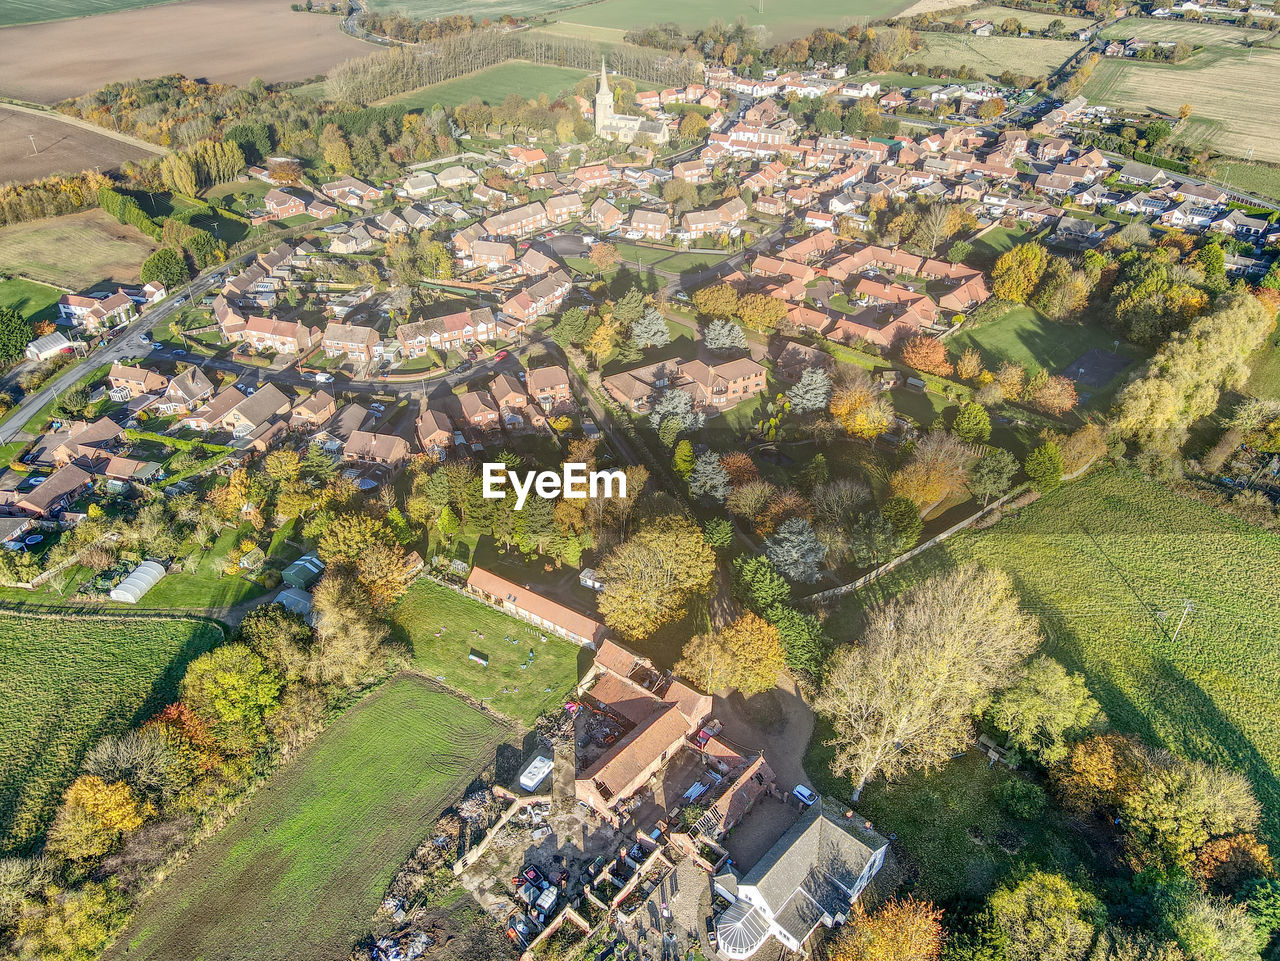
[711,676,815,795]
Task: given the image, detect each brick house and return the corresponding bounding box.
[501,270,573,323]
[320,176,384,206]
[629,209,670,240]
[343,429,409,469]
[416,407,453,460]
[545,192,584,224]
[107,364,168,400]
[396,307,502,356]
[587,197,624,231]
[321,322,381,363]
[241,317,318,354]
[458,390,500,429]
[482,201,548,239]
[471,239,516,270]
[526,365,573,413]
[264,188,306,219]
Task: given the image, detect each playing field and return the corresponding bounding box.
[0,277,62,325]
[824,467,1280,847]
[0,209,155,290]
[945,306,1147,407]
[392,579,584,726]
[964,5,1093,31]
[0,0,369,104]
[0,613,224,854]
[552,0,914,41]
[1084,44,1280,162]
[910,33,1084,78]
[108,676,509,961]
[382,62,592,111]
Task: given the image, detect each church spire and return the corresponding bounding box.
[599,56,609,94]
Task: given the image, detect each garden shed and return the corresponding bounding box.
[282,551,325,589]
[109,561,166,604]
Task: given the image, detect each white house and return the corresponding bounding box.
[713,805,888,959]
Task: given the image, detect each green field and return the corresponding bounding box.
[910,34,1084,79]
[0,0,178,28]
[382,62,590,111]
[945,306,1147,406]
[1084,41,1280,162]
[1215,158,1280,204]
[1246,330,1280,399]
[1097,17,1270,45]
[0,613,224,853]
[0,277,62,325]
[552,0,911,39]
[817,468,1280,848]
[964,224,1047,268]
[392,578,584,726]
[108,676,508,961]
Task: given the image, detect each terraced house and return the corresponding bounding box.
[501,270,572,323]
[396,307,518,356]
[481,201,548,239]
[321,322,381,363]
[241,317,318,355]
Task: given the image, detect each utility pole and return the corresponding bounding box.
[1170,599,1194,645]
[28,134,37,156]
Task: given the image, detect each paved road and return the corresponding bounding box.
[0,255,256,444]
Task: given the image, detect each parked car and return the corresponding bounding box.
[793,784,818,806]
[314,373,334,383]
[495,350,508,361]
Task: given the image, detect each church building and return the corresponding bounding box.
[595,58,669,145]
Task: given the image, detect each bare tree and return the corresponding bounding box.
[814,564,1041,798]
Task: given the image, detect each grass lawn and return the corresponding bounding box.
[816,467,1280,849]
[0,277,62,325]
[121,524,270,611]
[391,578,585,727]
[382,62,591,111]
[1246,332,1280,399]
[0,209,156,291]
[0,613,224,853]
[965,224,1046,268]
[108,676,509,961]
[945,307,1148,408]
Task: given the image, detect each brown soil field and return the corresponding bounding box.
[0,209,157,290]
[0,0,372,104]
[0,106,156,183]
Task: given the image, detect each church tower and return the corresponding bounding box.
[594,56,613,135]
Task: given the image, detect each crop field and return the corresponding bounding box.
[819,468,1280,847]
[107,676,509,961]
[0,0,369,105]
[0,0,177,28]
[910,33,1084,78]
[1084,45,1280,162]
[0,277,61,324]
[0,613,223,853]
[0,209,155,290]
[382,63,592,111]
[1214,158,1280,204]
[964,5,1093,30]
[552,0,914,41]
[0,105,156,183]
[531,21,629,43]
[392,579,584,727]
[1097,17,1270,45]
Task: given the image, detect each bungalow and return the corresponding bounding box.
[51,417,125,468]
[771,341,834,383]
[402,172,439,197]
[322,322,381,363]
[1212,209,1270,239]
[1117,161,1170,186]
[14,464,93,518]
[320,175,384,206]
[310,402,368,450]
[220,384,292,438]
[435,165,479,189]
[343,429,409,469]
[375,209,410,236]
[467,565,607,646]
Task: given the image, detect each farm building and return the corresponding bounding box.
[109,561,166,604]
[464,566,606,646]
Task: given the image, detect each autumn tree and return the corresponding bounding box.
[990,656,1103,764]
[992,242,1049,303]
[692,283,739,319]
[1026,374,1078,415]
[737,292,786,332]
[890,430,972,511]
[589,242,619,273]
[597,515,716,639]
[830,897,944,961]
[45,776,149,862]
[1051,733,1146,814]
[988,871,1105,961]
[318,512,395,563]
[831,368,893,439]
[900,336,953,377]
[675,613,787,696]
[956,347,984,381]
[814,565,1041,797]
[310,567,390,687]
[180,644,281,755]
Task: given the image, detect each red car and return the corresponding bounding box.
[495,349,508,361]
